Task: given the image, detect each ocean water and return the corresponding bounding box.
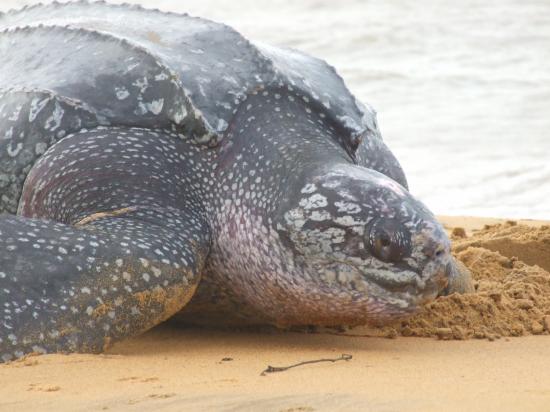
[2,0,549,219]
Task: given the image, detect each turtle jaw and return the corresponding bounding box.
[300,254,450,325]
[356,233,452,321]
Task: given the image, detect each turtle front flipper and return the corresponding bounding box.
[0,128,211,362]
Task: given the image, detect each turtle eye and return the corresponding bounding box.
[367,218,411,263]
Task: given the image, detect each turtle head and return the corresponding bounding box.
[275,163,452,326]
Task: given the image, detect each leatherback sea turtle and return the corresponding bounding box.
[0,1,458,362]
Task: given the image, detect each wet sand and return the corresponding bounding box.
[1,216,550,412]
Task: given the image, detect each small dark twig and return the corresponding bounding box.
[260,354,352,376]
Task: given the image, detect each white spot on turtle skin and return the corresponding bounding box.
[321,179,340,189]
[115,87,130,100]
[35,142,48,155]
[7,143,23,157]
[28,97,50,122]
[154,72,169,81]
[44,102,64,131]
[173,106,188,124]
[334,215,358,226]
[299,193,328,209]
[309,210,332,221]
[135,102,148,116]
[216,119,229,132]
[126,62,140,72]
[284,208,306,229]
[335,201,361,214]
[133,77,149,93]
[301,183,317,194]
[3,127,13,140]
[328,229,346,244]
[146,99,164,115]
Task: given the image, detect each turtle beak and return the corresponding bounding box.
[438,258,474,296]
[437,262,458,297]
[445,261,455,282]
[418,265,449,302]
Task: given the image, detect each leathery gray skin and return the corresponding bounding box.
[0,1,454,362]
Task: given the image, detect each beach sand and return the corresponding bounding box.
[1,216,550,412]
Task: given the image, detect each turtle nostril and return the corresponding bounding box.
[424,243,446,259]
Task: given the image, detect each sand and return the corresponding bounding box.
[1,216,550,412]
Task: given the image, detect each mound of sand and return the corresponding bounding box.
[368,221,550,340]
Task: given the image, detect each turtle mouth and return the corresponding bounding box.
[313,257,449,300]
[371,266,448,296]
